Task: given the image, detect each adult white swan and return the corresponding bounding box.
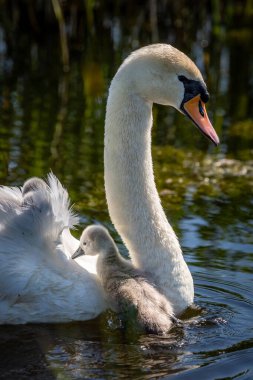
[0,44,219,324]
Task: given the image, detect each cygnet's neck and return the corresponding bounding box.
[104,77,193,314]
[95,242,129,286]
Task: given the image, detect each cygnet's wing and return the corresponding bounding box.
[0,173,79,300]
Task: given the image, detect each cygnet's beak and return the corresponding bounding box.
[72,246,85,259]
[182,94,220,146]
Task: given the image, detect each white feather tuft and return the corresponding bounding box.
[47,172,79,230]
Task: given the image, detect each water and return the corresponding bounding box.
[0,2,253,379]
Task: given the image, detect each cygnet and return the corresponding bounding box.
[22,177,48,205]
[72,225,176,334]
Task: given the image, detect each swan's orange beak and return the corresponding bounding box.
[182,94,219,146]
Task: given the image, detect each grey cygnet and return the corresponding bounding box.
[22,177,48,205]
[72,225,176,334]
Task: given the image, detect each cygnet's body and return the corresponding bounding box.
[22,177,49,205]
[72,225,175,334]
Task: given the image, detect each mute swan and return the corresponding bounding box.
[104,44,218,315]
[0,43,219,324]
[72,225,176,334]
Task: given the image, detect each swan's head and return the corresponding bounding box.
[114,44,219,145]
[72,225,115,259]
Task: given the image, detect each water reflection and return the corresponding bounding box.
[0,1,253,379]
[1,286,251,380]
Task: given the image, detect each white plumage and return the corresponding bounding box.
[0,173,105,324]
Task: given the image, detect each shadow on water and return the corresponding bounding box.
[0,315,182,379]
[1,300,252,379]
[0,1,253,379]
[0,309,217,379]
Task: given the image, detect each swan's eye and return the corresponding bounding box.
[178,75,187,82]
[200,92,209,103]
[178,75,209,109]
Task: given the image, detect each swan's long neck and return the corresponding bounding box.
[104,77,194,314]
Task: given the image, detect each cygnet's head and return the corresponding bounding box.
[113,44,219,145]
[22,177,49,205]
[22,177,48,197]
[72,225,114,259]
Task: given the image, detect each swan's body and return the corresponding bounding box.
[0,175,105,324]
[0,44,219,324]
[73,225,175,334]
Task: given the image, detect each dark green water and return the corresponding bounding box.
[0,2,253,379]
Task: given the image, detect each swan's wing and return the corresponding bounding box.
[0,194,52,300]
[0,173,79,244]
[46,173,80,258]
[15,173,79,247]
[0,174,79,299]
[0,185,22,208]
[47,172,79,231]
